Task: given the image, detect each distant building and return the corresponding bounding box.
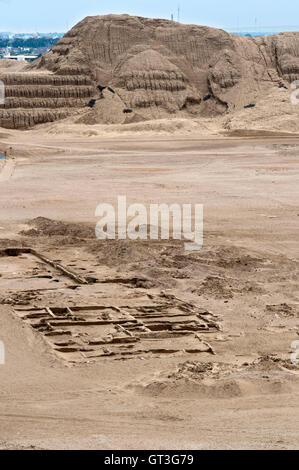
[3,54,38,62]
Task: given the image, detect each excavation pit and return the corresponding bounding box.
[13,296,219,363]
[0,248,91,291]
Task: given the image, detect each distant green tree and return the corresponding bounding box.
[11,38,59,48]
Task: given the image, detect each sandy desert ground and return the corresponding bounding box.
[0,127,299,449]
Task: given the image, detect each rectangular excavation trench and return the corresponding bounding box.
[13,296,220,363]
[2,249,220,362]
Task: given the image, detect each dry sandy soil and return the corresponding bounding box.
[0,126,299,449]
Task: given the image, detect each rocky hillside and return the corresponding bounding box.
[1,14,299,128]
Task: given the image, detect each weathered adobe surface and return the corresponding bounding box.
[1,14,299,128]
[0,71,94,128]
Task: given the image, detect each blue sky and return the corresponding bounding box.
[0,0,299,32]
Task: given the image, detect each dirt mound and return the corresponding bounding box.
[247,355,299,372]
[266,303,298,317]
[192,245,267,270]
[196,275,261,299]
[130,361,241,399]
[131,356,299,398]
[20,217,94,239]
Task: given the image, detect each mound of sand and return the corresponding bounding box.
[196,275,262,299]
[38,116,217,137]
[20,217,94,239]
[192,245,267,270]
[130,356,299,399]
